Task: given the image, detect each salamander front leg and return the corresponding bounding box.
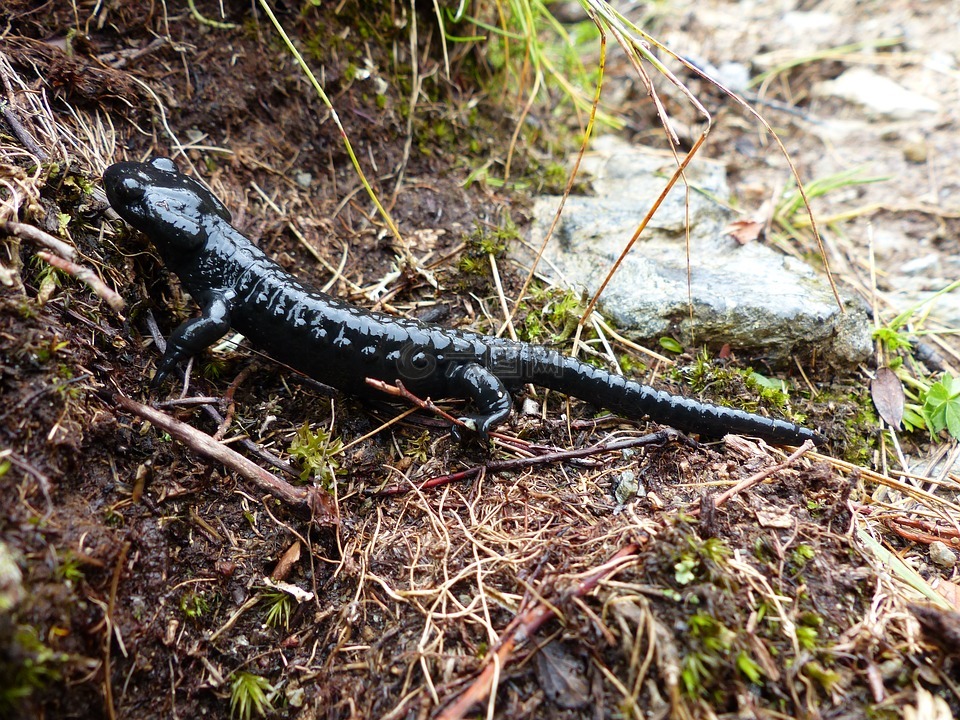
[446,362,513,438]
[153,293,233,386]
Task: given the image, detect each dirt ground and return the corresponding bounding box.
[2,1,960,719]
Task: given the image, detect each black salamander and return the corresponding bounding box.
[103,158,823,446]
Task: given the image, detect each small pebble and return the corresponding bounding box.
[929,540,956,569]
[613,469,643,505]
[903,138,928,164]
[295,171,312,188]
[521,397,540,416]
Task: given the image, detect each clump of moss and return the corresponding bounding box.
[453,216,521,296]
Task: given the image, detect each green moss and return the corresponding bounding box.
[180,590,211,620]
[0,625,69,716]
[288,422,345,488]
[455,215,519,279]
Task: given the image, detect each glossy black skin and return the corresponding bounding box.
[103,158,823,445]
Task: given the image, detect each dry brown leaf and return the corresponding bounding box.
[871,367,904,430]
[725,218,765,245]
[534,641,590,709]
[271,540,302,581]
[756,509,793,528]
[930,577,960,611]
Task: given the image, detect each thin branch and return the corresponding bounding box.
[99,389,329,520]
[1,219,77,260]
[686,439,815,516]
[36,250,125,312]
[365,378,469,434]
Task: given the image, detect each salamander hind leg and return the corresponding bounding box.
[154,292,233,386]
[445,362,513,438]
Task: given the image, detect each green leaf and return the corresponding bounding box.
[922,372,960,439]
[674,556,697,585]
[748,371,786,393]
[659,337,683,354]
[947,402,960,439]
[736,651,763,684]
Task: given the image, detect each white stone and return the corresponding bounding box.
[817,67,941,120]
[929,540,957,569]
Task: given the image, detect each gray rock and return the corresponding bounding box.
[929,540,957,569]
[816,67,941,120]
[613,469,644,506]
[521,136,871,366]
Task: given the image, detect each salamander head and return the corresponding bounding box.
[103,157,232,251]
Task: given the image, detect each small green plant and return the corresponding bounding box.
[872,326,913,354]
[32,337,70,364]
[803,660,843,694]
[680,652,714,697]
[0,626,68,715]
[674,556,698,585]
[675,536,732,587]
[791,543,816,569]
[680,613,735,696]
[672,351,795,414]
[288,422,345,488]
[795,623,819,651]
[202,358,229,381]
[259,589,293,630]
[229,671,276,720]
[404,431,431,463]
[735,650,763,684]
[55,551,84,584]
[922,372,960,440]
[456,216,519,275]
[180,590,210,620]
[872,278,960,440]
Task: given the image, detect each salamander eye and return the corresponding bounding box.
[115,177,144,203]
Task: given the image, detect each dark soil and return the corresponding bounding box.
[0,2,955,719]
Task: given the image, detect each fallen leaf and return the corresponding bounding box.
[930,576,960,611]
[871,367,904,430]
[534,641,590,709]
[756,510,793,529]
[271,541,302,581]
[725,218,765,245]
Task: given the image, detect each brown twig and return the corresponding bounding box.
[144,311,300,479]
[436,543,643,720]
[0,101,47,160]
[36,250,125,312]
[0,219,76,260]
[883,515,960,545]
[373,429,683,496]
[213,363,255,441]
[365,377,468,433]
[103,540,130,720]
[99,389,326,519]
[687,439,815,516]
